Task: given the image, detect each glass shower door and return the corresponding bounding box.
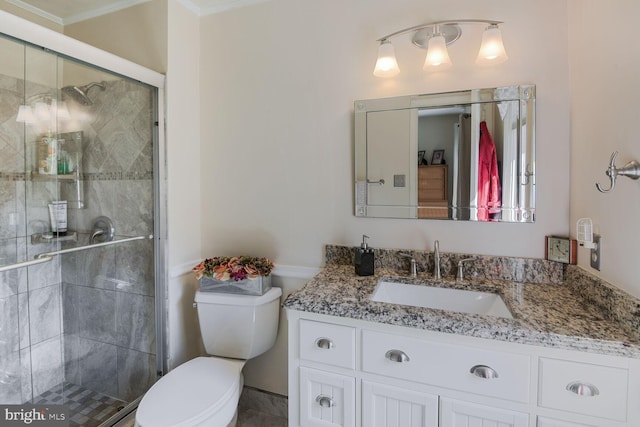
[0,33,160,427]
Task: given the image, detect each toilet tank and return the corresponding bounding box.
[194,287,282,359]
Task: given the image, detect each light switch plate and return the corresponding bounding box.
[393,174,406,187]
[590,234,601,271]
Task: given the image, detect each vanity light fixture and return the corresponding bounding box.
[373,19,508,77]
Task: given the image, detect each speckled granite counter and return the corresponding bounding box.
[284,249,640,359]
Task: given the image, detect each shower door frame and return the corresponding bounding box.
[0,8,168,417]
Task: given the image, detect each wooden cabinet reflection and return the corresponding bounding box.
[418,165,449,219]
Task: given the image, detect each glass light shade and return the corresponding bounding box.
[373,40,400,77]
[476,25,508,65]
[56,101,71,121]
[423,34,452,71]
[16,105,35,123]
[34,102,51,121]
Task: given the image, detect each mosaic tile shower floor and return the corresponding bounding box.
[29,382,127,427]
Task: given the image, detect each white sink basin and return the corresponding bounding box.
[371,280,513,319]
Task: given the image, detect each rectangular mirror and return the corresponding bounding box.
[354,84,535,222]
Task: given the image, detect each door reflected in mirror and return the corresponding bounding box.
[354,85,535,222]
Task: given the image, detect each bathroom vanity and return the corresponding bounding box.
[284,248,640,427]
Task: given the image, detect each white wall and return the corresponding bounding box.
[568,0,640,298]
[64,0,167,73]
[199,0,570,266]
[197,0,571,394]
[165,1,203,369]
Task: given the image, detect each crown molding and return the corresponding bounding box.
[6,0,152,25]
[178,0,271,16]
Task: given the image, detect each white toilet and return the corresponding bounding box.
[135,286,282,427]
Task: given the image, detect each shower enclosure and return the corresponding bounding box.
[0,14,165,427]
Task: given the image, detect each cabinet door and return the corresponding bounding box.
[440,398,528,427]
[300,367,355,427]
[537,417,597,427]
[362,381,438,427]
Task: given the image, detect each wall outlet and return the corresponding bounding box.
[590,234,601,271]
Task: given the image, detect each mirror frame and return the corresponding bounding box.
[354,84,536,222]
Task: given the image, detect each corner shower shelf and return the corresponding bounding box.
[31,231,77,244]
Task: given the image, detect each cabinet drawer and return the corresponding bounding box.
[538,357,628,422]
[300,320,355,369]
[418,201,449,219]
[362,330,530,403]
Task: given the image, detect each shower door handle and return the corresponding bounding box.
[0,256,53,273]
[35,234,153,259]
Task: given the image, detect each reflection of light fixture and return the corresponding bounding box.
[15,94,71,124]
[16,105,36,123]
[373,19,508,77]
[56,101,71,121]
[34,102,51,121]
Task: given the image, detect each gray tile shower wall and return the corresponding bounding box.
[58,79,156,402]
[0,75,156,404]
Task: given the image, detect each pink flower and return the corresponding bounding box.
[192,261,206,280]
[193,256,275,282]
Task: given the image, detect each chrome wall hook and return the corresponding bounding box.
[595,151,640,193]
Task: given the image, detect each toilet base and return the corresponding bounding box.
[227,410,238,427]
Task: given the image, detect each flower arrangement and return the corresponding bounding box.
[193,256,275,282]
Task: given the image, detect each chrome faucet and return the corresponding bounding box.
[433,240,441,279]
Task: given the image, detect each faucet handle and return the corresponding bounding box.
[399,253,417,277]
[456,258,474,281]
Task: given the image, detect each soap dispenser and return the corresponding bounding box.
[355,234,375,276]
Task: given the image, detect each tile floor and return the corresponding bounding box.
[30,382,127,427]
[30,383,287,426]
[113,407,287,427]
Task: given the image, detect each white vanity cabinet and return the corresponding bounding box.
[287,311,640,427]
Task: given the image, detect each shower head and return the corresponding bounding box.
[61,81,106,106]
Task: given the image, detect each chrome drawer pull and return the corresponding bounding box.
[316,395,335,408]
[566,381,600,397]
[315,338,334,350]
[470,364,499,379]
[385,349,410,363]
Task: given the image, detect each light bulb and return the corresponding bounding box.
[373,40,400,77]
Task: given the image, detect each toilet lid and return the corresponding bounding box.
[137,357,245,427]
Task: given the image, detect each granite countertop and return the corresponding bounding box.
[283,264,640,359]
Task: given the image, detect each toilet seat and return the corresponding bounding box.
[135,357,245,427]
